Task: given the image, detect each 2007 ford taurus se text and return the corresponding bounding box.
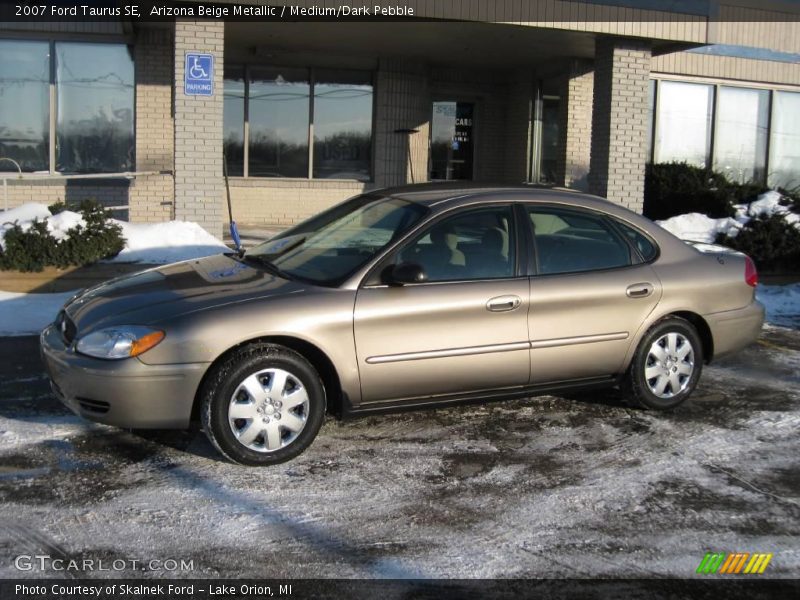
[41,185,765,466]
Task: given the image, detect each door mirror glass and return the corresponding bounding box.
[387,262,428,285]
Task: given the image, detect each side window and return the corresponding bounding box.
[397,206,516,282]
[614,220,658,262]
[528,207,632,275]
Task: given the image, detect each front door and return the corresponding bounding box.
[429,101,475,181]
[354,204,529,404]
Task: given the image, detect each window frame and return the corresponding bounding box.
[0,36,135,175]
[224,64,376,182]
[522,203,651,278]
[361,201,529,288]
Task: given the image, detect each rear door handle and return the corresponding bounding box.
[626,283,654,298]
[486,295,521,312]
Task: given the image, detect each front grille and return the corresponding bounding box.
[77,398,110,414]
[56,311,77,346]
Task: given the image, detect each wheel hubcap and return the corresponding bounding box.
[644,332,695,399]
[228,368,309,452]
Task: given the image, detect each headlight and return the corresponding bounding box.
[76,326,165,360]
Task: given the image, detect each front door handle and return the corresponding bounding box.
[626,283,654,298]
[486,295,521,312]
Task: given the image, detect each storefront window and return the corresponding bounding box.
[224,66,374,180]
[249,67,310,178]
[0,41,50,172]
[654,81,713,167]
[313,69,373,181]
[714,86,769,184]
[56,43,134,173]
[768,91,800,189]
[223,69,245,176]
[540,97,560,184]
[0,40,134,174]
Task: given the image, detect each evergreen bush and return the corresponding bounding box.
[0,200,125,272]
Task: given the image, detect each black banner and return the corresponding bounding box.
[2,579,800,600]
[1,0,799,23]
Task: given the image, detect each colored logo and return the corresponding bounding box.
[696,552,773,575]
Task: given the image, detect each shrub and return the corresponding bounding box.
[0,200,125,272]
[48,201,67,215]
[644,162,768,221]
[716,214,800,271]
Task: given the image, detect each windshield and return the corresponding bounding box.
[246,194,428,286]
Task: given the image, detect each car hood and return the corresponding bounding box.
[63,254,306,332]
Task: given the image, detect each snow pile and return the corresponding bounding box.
[756,283,800,329]
[656,190,799,243]
[0,202,228,263]
[655,213,742,244]
[111,220,228,264]
[0,290,75,336]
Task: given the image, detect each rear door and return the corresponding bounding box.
[525,205,662,383]
[353,204,530,404]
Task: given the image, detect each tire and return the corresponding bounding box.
[622,317,703,410]
[201,343,326,466]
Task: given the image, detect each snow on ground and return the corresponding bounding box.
[757,283,800,329]
[656,190,799,243]
[0,290,74,336]
[0,329,798,579]
[0,202,228,263]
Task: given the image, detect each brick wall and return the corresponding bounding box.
[589,38,652,212]
[230,180,372,225]
[504,71,534,183]
[557,59,593,191]
[374,59,430,186]
[129,26,175,223]
[173,20,224,237]
[2,181,129,212]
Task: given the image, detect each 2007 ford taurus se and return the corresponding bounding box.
[41,184,764,465]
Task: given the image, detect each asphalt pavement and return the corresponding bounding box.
[0,328,798,578]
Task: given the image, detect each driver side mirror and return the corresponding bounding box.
[386,262,428,286]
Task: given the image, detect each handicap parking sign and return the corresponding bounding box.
[185,53,213,96]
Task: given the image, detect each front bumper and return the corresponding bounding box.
[706,300,765,360]
[40,324,209,429]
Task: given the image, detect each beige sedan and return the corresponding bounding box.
[41,184,764,465]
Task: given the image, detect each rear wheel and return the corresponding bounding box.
[622,317,703,410]
[201,343,326,466]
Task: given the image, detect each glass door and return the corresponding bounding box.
[430,101,474,180]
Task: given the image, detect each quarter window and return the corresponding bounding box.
[397,206,516,282]
[528,208,631,275]
[614,220,658,262]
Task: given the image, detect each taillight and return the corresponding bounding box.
[744,255,758,287]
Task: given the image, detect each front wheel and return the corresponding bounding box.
[622,317,703,410]
[201,343,326,466]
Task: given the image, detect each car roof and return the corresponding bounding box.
[377,182,615,211]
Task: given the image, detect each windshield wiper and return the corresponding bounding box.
[240,254,294,280]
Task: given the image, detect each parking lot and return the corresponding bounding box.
[0,326,798,579]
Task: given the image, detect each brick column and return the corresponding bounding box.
[556,59,593,191]
[588,38,651,213]
[129,26,174,223]
[374,59,430,186]
[173,20,224,237]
